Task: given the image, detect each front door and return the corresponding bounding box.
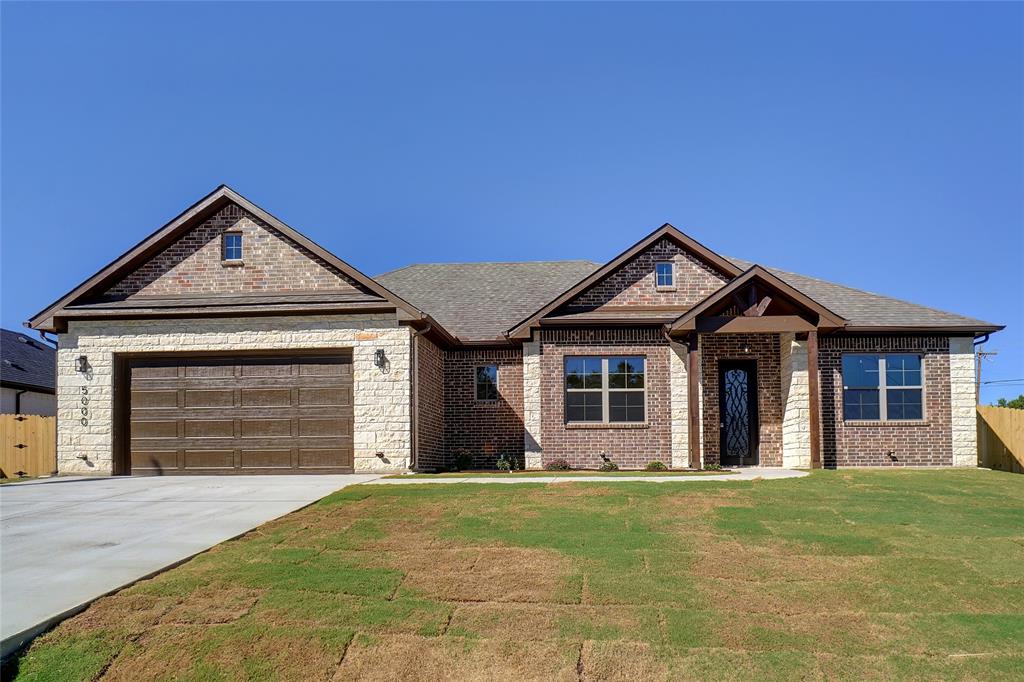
[719,360,759,466]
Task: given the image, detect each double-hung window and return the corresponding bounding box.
[655,262,674,288]
[842,353,923,421]
[475,365,498,401]
[565,356,645,423]
[223,233,243,261]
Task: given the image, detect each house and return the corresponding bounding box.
[1,328,56,416]
[27,186,1001,475]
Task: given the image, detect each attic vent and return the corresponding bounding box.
[17,336,28,344]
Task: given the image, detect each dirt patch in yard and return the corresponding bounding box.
[160,586,262,625]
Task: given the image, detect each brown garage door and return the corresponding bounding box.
[126,354,354,474]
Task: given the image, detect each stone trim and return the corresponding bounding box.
[669,341,689,468]
[56,314,411,475]
[780,333,811,468]
[523,336,543,469]
[948,337,977,467]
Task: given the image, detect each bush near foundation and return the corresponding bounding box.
[543,458,572,471]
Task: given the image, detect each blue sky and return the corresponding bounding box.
[2,2,1021,402]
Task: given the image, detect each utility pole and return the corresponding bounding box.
[976,348,998,404]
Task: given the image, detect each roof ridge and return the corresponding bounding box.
[383,259,600,267]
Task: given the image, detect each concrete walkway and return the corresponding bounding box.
[374,467,808,485]
[0,474,378,657]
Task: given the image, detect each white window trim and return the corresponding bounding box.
[655,261,676,290]
[475,364,499,402]
[842,353,926,422]
[222,232,243,262]
[564,356,647,424]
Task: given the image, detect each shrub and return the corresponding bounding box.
[703,463,723,471]
[453,451,474,471]
[645,460,668,472]
[598,460,619,472]
[544,458,572,471]
[495,454,520,472]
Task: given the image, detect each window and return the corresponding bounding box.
[475,365,498,401]
[842,354,923,421]
[223,233,243,261]
[565,356,645,423]
[655,262,674,288]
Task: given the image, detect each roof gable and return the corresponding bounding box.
[669,265,847,333]
[507,224,742,339]
[28,186,428,332]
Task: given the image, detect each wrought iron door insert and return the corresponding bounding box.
[718,360,759,466]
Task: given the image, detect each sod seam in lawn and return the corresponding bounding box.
[9,470,1024,681]
[383,470,738,479]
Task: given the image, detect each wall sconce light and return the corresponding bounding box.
[75,355,90,373]
[742,345,750,354]
[374,349,388,371]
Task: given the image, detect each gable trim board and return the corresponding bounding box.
[25,187,1001,475]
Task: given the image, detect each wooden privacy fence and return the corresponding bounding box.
[977,406,1024,474]
[0,415,57,479]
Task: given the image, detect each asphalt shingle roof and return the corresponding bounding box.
[378,257,998,342]
[1,328,56,392]
[377,261,600,341]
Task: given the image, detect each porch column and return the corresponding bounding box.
[687,334,701,470]
[807,330,822,468]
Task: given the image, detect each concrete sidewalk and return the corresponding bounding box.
[374,467,808,484]
[0,474,377,657]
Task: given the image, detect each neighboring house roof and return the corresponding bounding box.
[1,328,56,393]
[377,261,600,343]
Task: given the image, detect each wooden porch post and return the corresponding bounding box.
[808,330,822,469]
[688,334,701,470]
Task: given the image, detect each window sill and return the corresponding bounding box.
[566,422,649,430]
[655,286,677,292]
[843,420,930,428]
[221,260,244,267]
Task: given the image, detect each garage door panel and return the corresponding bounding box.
[241,449,293,468]
[299,448,352,468]
[241,419,292,438]
[131,450,178,470]
[132,390,179,409]
[127,353,354,475]
[184,419,234,438]
[184,449,235,469]
[241,388,292,407]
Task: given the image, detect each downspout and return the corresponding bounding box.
[14,389,28,415]
[973,333,990,347]
[409,323,432,472]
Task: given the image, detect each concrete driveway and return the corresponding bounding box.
[0,474,378,657]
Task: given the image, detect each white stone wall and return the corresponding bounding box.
[522,335,542,469]
[669,341,689,468]
[780,333,811,468]
[949,337,977,467]
[56,314,412,475]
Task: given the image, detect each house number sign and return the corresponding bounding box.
[80,386,90,426]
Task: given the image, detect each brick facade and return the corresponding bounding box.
[105,202,369,298]
[819,336,953,467]
[562,237,729,310]
[700,333,784,467]
[414,335,445,471]
[443,348,524,468]
[538,328,672,469]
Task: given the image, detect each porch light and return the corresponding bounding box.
[75,355,89,373]
[374,349,388,370]
[742,345,750,354]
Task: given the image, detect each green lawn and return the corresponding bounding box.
[8,470,1024,681]
[384,469,737,479]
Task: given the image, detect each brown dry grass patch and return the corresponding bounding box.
[160,586,262,625]
[448,602,642,642]
[334,635,578,682]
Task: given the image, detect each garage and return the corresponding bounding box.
[122,353,354,475]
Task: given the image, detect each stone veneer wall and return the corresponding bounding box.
[700,333,784,467]
[56,314,411,475]
[523,337,543,469]
[948,337,978,467]
[539,328,671,469]
[414,335,445,471]
[669,341,690,468]
[780,333,811,468]
[819,336,952,467]
[562,237,730,309]
[105,202,368,298]
[443,348,524,468]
